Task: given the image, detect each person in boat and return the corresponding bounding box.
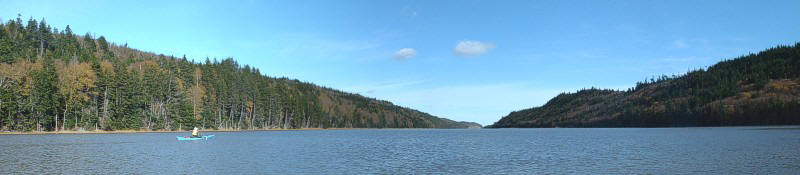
[191,127,202,138]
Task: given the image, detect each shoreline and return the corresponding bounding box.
[2,126,796,135]
[0,127,454,135]
[0,128,374,135]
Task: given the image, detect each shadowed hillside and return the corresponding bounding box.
[489,43,800,128]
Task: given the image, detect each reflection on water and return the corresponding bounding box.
[1,127,799,174]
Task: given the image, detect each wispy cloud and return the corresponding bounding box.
[233,32,382,61]
[673,39,689,48]
[454,40,495,57]
[401,6,418,18]
[393,48,417,59]
[671,38,712,49]
[346,80,427,94]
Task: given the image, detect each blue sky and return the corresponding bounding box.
[3,0,800,125]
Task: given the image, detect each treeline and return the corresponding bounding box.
[0,16,479,132]
[489,42,800,128]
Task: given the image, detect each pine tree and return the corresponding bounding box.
[31,58,61,131]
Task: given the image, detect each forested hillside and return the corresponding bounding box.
[489,43,800,128]
[0,17,479,131]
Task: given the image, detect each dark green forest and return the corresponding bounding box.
[0,16,480,132]
[489,42,800,128]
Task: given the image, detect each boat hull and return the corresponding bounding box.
[176,135,215,141]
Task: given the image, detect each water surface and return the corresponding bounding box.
[2,127,799,174]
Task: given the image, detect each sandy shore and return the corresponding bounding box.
[0,128,370,135]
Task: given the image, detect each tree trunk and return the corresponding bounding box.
[216,104,222,129]
[74,111,78,130]
[267,98,271,128]
[38,40,43,59]
[161,101,168,130]
[283,108,289,129]
[101,87,109,129]
[251,99,256,130]
[238,101,244,130]
[228,105,234,129]
[54,114,58,132]
[146,103,152,130]
[63,102,68,131]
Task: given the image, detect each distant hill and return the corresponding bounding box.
[489,43,800,128]
[455,121,483,128]
[0,17,476,132]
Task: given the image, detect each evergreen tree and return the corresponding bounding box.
[0,18,478,131]
[31,58,61,131]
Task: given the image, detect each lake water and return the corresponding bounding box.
[1,127,799,174]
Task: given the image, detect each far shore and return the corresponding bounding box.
[0,127,472,135]
[0,128,380,135]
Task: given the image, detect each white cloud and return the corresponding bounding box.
[454,40,495,57]
[673,39,689,48]
[393,48,417,59]
[402,6,418,18]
